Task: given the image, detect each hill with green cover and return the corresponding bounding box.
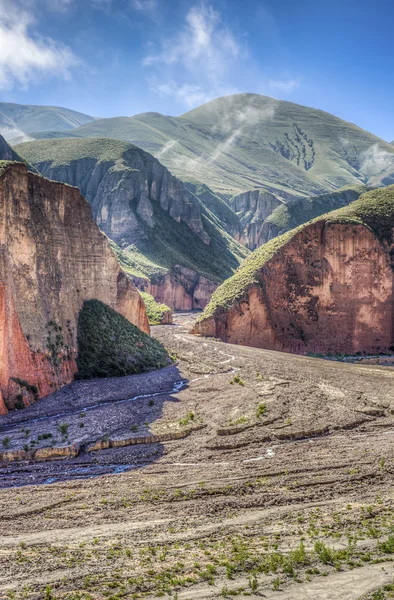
[0,134,37,172]
[198,185,394,322]
[77,300,169,379]
[26,94,394,199]
[0,102,95,144]
[16,137,248,308]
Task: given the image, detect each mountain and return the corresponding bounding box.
[231,184,370,249]
[0,102,95,144]
[194,186,394,356]
[0,161,150,413]
[27,94,394,199]
[16,137,248,310]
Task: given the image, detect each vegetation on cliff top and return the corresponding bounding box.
[76,300,169,379]
[198,185,394,321]
[139,292,171,325]
[16,137,141,167]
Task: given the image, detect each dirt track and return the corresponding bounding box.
[0,313,393,599]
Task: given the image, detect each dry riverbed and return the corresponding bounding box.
[0,313,393,599]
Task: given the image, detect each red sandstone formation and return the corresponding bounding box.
[0,163,148,413]
[194,187,394,356]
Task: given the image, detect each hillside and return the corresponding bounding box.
[16,137,248,309]
[27,94,394,199]
[0,134,37,172]
[0,102,95,144]
[195,186,394,356]
[248,184,370,246]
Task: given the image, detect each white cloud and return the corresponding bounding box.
[143,3,242,108]
[151,80,213,108]
[131,0,158,12]
[0,0,77,89]
[267,79,299,93]
[361,144,394,176]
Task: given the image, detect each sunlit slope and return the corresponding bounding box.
[33,94,394,198]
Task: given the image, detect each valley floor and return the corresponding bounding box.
[0,313,393,599]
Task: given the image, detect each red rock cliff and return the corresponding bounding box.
[194,211,394,356]
[0,163,149,413]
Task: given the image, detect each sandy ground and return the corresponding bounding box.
[0,313,393,599]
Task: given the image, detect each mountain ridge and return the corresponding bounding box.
[19,93,394,199]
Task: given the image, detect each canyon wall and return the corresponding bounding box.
[229,189,283,249]
[133,266,219,311]
[0,163,148,413]
[195,215,394,356]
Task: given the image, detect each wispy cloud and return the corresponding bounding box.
[267,79,300,94]
[0,0,77,89]
[361,143,394,176]
[131,0,158,12]
[143,3,242,108]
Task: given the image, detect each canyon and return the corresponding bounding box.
[17,137,247,310]
[0,161,148,413]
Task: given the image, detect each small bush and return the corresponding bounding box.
[178,412,195,427]
[2,437,11,449]
[58,423,69,436]
[256,403,267,418]
[140,292,171,325]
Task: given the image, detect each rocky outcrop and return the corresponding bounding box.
[134,266,219,311]
[16,138,210,246]
[194,187,394,356]
[0,163,148,413]
[229,189,283,249]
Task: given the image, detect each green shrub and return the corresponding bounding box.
[76,300,169,379]
[139,292,171,325]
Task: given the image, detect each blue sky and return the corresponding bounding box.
[0,0,393,140]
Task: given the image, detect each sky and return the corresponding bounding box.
[0,0,393,141]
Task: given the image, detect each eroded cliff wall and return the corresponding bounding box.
[0,163,148,412]
[195,220,394,355]
[229,189,283,249]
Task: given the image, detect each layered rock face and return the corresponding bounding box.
[195,187,394,356]
[0,163,148,413]
[17,139,209,246]
[134,266,219,311]
[229,189,283,249]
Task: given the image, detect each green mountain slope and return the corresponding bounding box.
[16,137,248,308]
[0,102,95,144]
[28,94,394,199]
[0,134,37,172]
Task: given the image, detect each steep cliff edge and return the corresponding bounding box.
[0,162,149,413]
[194,186,394,356]
[16,138,248,309]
